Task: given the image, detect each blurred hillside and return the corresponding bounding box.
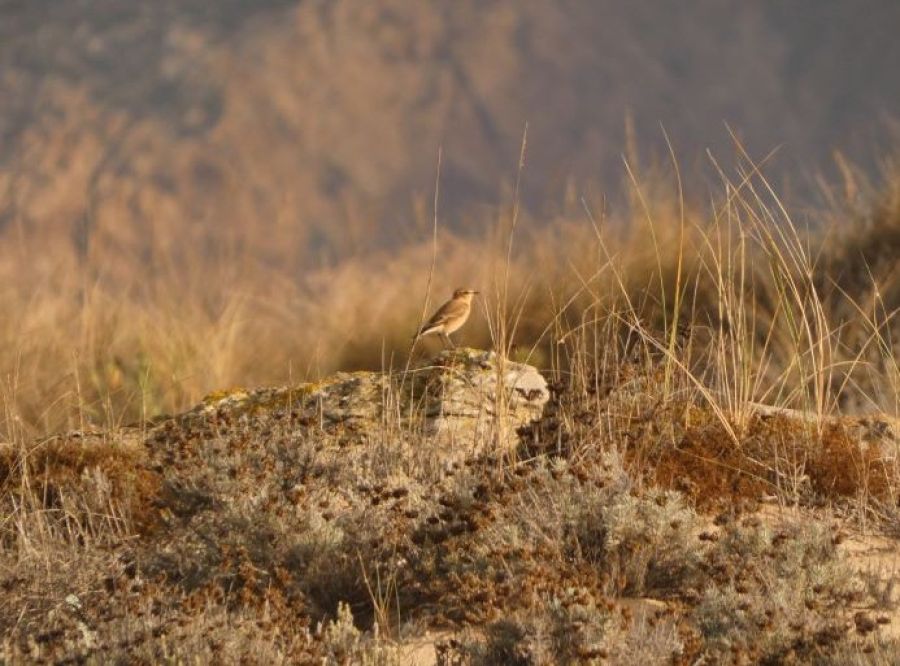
[1,0,899,266]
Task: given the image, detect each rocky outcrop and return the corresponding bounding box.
[411,348,550,451]
[182,348,549,454]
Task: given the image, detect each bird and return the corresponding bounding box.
[413,288,479,349]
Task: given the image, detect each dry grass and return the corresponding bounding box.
[2,150,900,662]
[2,155,898,440]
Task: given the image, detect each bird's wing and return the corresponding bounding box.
[417,298,467,335]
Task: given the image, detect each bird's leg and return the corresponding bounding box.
[441,332,456,349]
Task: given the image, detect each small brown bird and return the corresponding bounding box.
[413,288,479,349]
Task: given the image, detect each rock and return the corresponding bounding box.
[180,348,549,455]
[411,348,550,452]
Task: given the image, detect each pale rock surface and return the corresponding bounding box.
[413,348,550,452]
[181,348,549,455]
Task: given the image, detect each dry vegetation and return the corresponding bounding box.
[2,152,900,663]
[3,151,899,436]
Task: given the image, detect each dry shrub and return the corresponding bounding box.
[575,488,701,597]
[691,518,862,663]
[644,410,899,511]
[3,379,897,663]
[0,431,155,546]
[319,602,403,666]
[532,365,900,514]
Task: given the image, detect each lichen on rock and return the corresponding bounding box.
[178,348,549,456]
